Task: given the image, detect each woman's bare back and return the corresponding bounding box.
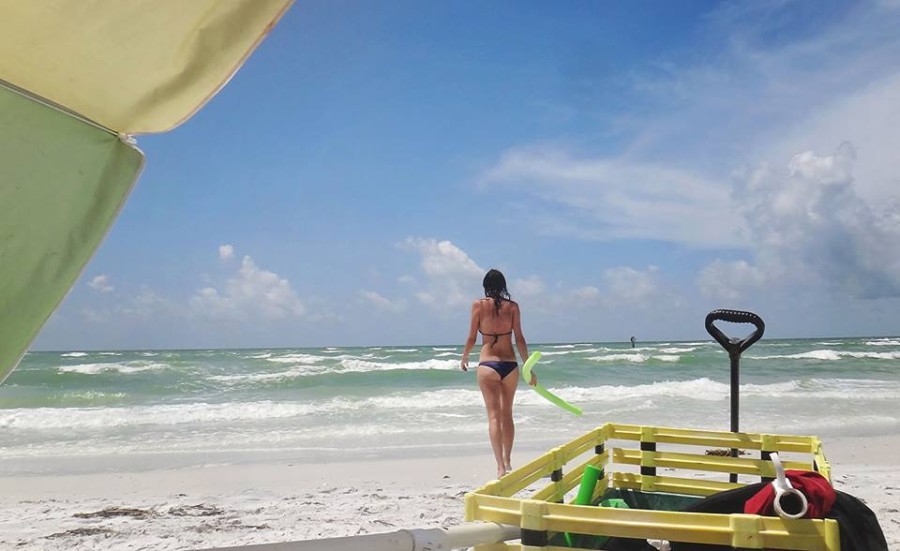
[477,298,517,361]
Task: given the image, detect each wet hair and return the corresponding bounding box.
[482,269,511,314]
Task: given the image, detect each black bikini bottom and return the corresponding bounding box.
[478,361,518,380]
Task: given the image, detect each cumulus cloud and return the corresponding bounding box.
[87,274,114,293]
[191,255,305,321]
[479,2,900,256]
[699,145,900,301]
[513,276,545,297]
[572,286,600,302]
[400,238,484,310]
[359,290,406,313]
[603,266,660,304]
[697,260,769,303]
[218,244,234,261]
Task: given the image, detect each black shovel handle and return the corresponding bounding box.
[705,309,765,482]
[705,309,765,355]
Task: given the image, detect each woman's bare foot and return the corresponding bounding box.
[504,462,512,474]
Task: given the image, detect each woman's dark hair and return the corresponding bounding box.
[483,269,511,314]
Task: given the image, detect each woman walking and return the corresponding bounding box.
[461,269,534,478]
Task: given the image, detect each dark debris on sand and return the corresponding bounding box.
[46,527,116,539]
[168,503,225,517]
[74,506,155,520]
[705,448,749,456]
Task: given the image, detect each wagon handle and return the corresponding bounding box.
[705,309,765,483]
[705,309,765,355]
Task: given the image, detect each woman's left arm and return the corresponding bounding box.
[460,301,480,371]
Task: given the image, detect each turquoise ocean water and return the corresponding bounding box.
[1,337,899,475]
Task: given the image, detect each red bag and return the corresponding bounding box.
[744,470,836,518]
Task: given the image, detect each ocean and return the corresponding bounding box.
[2,337,899,475]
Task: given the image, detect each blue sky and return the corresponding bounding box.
[35,0,900,350]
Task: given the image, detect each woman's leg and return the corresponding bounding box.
[477,366,506,478]
[499,367,519,472]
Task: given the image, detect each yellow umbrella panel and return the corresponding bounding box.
[0,0,293,134]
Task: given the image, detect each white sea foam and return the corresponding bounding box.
[659,347,697,354]
[540,349,598,356]
[209,367,317,384]
[845,351,900,359]
[434,352,458,358]
[265,353,327,364]
[337,358,458,373]
[389,348,420,353]
[4,376,899,460]
[750,350,843,361]
[588,353,648,363]
[335,389,479,411]
[56,361,171,375]
[211,358,460,384]
[60,352,88,358]
[523,378,805,404]
[432,347,456,351]
[750,349,900,361]
[0,401,320,431]
[865,338,900,346]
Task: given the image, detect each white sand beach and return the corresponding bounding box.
[1,434,898,550]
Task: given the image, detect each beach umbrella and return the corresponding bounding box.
[0,1,294,384]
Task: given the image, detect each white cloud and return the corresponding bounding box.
[480,2,900,256]
[359,290,406,313]
[572,286,600,302]
[700,145,900,300]
[191,255,305,321]
[81,308,109,323]
[763,72,900,205]
[697,260,770,302]
[120,288,180,320]
[218,244,234,261]
[400,238,484,310]
[513,276,545,297]
[603,266,660,304]
[80,287,180,324]
[87,274,113,293]
[482,147,740,248]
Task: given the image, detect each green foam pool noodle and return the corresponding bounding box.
[521,352,582,416]
[574,464,602,505]
[564,465,602,546]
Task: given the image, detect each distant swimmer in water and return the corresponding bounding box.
[630,336,636,348]
[461,268,535,478]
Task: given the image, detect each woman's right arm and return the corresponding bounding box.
[461,301,480,371]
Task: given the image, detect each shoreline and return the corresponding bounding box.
[1,434,897,550]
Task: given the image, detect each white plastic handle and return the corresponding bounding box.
[770,452,808,519]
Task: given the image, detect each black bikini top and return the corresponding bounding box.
[479,328,512,345]
[479,298,513,344]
